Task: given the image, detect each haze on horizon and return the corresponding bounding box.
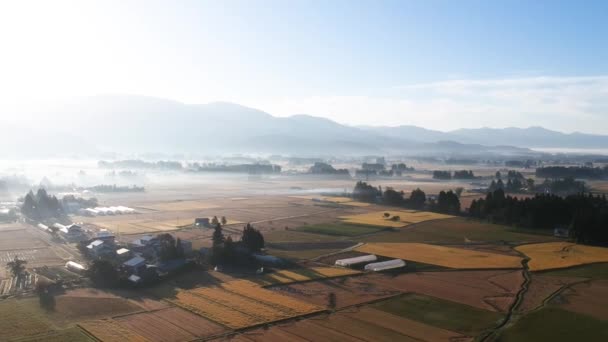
[1,0,607,134]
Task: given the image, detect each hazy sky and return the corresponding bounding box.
[1,0,607,133]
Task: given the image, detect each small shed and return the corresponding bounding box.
[195,218,210,227]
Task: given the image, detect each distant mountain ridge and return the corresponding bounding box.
[2,95,606,158]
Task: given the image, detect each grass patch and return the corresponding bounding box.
[267,247,343,260]
[21,327,94,342]
[497,307,608,341]
[0,299,54,340]
[297,222,388,237]
[265,229,342,243]
[360,218,559,244]
[540,262,608,279]
[373,293,503,335]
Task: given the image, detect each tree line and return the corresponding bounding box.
[469,189,608,245]
[352,181,460,215]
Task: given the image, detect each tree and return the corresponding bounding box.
[241,223,265,252]
[6,256,27,279]
[211,216,219,225]
[382,187,404,206]
[408,188,426,209]
[48,225,59,239]
[221,216,227,225]
[212,223,225,248]
[383,212,390,218]
[496,171,502,180]
[328,292,337,310]
[158,233,178,261]
[88,259,119,288]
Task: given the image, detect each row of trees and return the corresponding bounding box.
[353,181,460,214]
[432,170,476,180]
[536,166,608,179]
[211,222,265,266]
[469,189,608,245]
[21,189,64,220]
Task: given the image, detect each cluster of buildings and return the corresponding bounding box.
[83,232,193,285]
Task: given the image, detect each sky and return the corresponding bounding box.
[0,0,607,133]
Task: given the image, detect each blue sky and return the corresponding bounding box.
[1,0,607,133]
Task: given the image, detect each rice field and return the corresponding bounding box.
[516,242,608,271]
[357,242,523,269]
[79,319,149,342]
[339,210,453,228]
[258,266,360,285]
[168,283,325,329]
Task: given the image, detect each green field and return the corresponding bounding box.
[265,229,343,243]
[267,247,344,260]
[372,293,503,335]
[498,307,608,342]
[540,262,608,279]
[297,222,389,237]
[360,218,558,244]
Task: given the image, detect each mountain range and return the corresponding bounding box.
[2,95,607,158]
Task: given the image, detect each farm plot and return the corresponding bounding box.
[498,307,608,342]
[222,280,324,315]
[289,195,370,207]
[516,242,608,271]
[356,242,523,269]
[223,301,461,341]
[50,296,143,322]
[79,319,149,342]
[339,210,453,228]
[0,248,63,266]
[269,275,401,309]
[257,266,360,285]
[373,293,504,336]
[296,222,388,237]
[518,275,583,313]
[20,327,93,342]
[166,290,261,329]
[116,307,226,342]
[139,200,219,211]
[558,280,608,320]
[0,299,54,341]
[360,217,558,244]
[91,218,192,234]
[0,230,48,250]
[373,270,524,312]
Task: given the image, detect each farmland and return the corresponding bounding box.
[517,242,608,271]
[339,210,453,228]
[356,242,523,269]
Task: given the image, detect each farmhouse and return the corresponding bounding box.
[86,239,114,258]
[123,256,146,275]
[554,227,570,238]
[195,217,211,227]
[62,224,87,241]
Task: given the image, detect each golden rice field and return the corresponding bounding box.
[168,290,260,329]
[339,210,454,228]
[516,242,608,271]
[222,280,323,314]
[189,287,292,322]
[357,242,523,269]
[79,319,149,342]
[259,266,360,285]
[169,283,324,329]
